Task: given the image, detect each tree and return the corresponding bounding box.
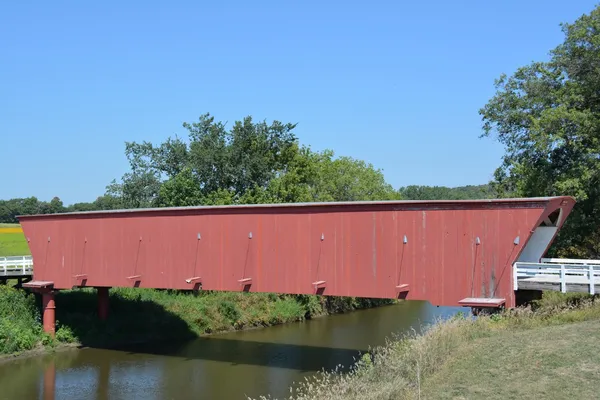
[480,5,600,257]
[113,113,400,208]
[398,185,494,201]
[0,196,68,222]
[109,113,299,207]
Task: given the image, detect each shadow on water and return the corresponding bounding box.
[9,289,461,399]
[114,337,368,372]
[50,289,368,371]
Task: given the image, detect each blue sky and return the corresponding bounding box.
[1,1,597,205]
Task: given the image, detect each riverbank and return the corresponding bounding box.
[0,284,394,357]
[260,292,600,400]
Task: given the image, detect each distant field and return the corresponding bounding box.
[0,223,21,229]
[0,224,30,257]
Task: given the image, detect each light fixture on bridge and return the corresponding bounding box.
[403,235,408,244]
[514,236,520,245]
[475,236,481,245]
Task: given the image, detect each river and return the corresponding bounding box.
[0,301,462,400]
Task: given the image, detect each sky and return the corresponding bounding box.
[1,1,598,205]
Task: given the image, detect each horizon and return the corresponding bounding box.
[2,1,597,205]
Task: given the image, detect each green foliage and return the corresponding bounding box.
[398,184,495,200]
[218,300,241,324]
[0,285,44,354]
[0,196,65,223]
[105,113,400,208]
[480,5,600,258]
[0,194,124,223]
[55,324,77,343]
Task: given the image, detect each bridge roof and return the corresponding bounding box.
[17,196,574,220]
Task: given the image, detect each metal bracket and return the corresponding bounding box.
[238,277,252,285]
[395,283,409,292]
[312,280,326,289]
[185,276,202,284]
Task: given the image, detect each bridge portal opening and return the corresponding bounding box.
[516,207,563,263]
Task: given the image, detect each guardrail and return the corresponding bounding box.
[0,255,34,277]
[514,258,600,294]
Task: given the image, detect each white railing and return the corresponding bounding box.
[514,258,600,294]
[0,256,33,277]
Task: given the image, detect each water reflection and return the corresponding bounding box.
[0,301,462,400]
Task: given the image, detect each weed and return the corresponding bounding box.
[249,292,600,400]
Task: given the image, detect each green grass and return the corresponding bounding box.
[0,285,54,355]
[422,320,600,399]
[254,293,600,400]
[0,232,30,257]
[0,223,29,257]
[0,283,394,356]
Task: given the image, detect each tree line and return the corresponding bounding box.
[0,113,494,223]
[4,6,600,258]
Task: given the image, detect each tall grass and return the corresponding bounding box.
[55,288,393,345]
[0,282,394,356]
[0,286,51,354]
[251,293,600,400]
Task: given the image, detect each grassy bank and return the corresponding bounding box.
[255,292,600,400]
[0,224,29,257]
[0,284,394,357]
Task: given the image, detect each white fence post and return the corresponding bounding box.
[591,265,596,295]
[560,264,566,293]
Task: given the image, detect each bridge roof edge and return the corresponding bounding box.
[16,196,575,221]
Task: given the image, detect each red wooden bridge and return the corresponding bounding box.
[19,196,575,335]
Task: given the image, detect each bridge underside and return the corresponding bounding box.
[18,196,575,335]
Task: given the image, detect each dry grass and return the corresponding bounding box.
[250,295,600,400]
[423,319,600,399]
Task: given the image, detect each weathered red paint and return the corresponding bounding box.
[42,291,56,337]
[19,197,575,310]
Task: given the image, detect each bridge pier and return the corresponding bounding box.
[97,287,109,320]
[42,291,56,337]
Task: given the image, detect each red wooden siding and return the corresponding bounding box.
[18,197,575,308]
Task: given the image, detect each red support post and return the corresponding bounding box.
[97,287,109,321]
[42,291,56,337]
